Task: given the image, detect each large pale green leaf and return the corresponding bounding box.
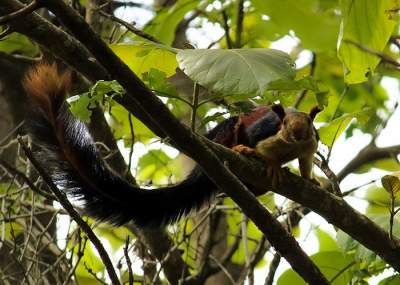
[111,42,178,78]
[252,0,340,51]
[144,0,198,45]
[338,0,398,84]
[315,228,339,252]
[177,48,296,96]
[318,108,373,147]
[277,251,354,285]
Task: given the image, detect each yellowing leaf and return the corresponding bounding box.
[382,172,400,198]
[111,42,178,78]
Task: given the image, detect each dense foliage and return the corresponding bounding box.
[0,0,400,284]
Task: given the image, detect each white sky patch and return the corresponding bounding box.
[295,50,313,69]
[187,19,225,48]
[270,34,300,54]
[115,2,155,27]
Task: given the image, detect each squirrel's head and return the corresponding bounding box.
[277,106,321,142]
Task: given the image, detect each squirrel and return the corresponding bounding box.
[233,106,320,186]
[23,63,320,227]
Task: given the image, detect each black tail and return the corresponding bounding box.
[24,63,215,227]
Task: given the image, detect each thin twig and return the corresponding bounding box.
[190,83,200,132]
[345,39,400,68]
[0,0,40,24]
[235,0,244,48]
[98,10,161,44]
[221,10,233,49]
[18,137,121,285]
[264,253,281,285]
[124,236,134,285]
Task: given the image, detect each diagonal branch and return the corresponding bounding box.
[3,0,400,278]
[338,143,400,182]
[37,1,330,284]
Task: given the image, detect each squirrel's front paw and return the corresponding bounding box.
[232,144,257,155]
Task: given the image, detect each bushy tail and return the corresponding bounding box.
[23,63,215,227]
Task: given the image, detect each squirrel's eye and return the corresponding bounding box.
[283,120,287,125]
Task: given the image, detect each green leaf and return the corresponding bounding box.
[315,228,339,252]
[382,172,400,198]
[253,0,340,51]
[67,81,124,123]
[337,213,400,262]
[318,108,373,147]
[277,251,354,285]
[107,104,155,143]
[177,48,296,96]
[338,0,397,84]
[0,32,38,56]
[68,93,93,123]
[267,77,329,107]
[137,150,175,184]
[143,0,198,45]
[142,68,177,96]
[111,42,178,79]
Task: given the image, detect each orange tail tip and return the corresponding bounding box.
[23,63,72,117]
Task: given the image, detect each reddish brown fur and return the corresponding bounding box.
[24,63,99,194]
[23,63,72,121]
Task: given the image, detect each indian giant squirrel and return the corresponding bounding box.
[23,63,320,227]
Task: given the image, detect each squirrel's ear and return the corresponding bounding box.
[309,106,322,121]
[271,104,286,121]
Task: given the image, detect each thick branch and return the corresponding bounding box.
[338,144,400,182]
[4,0,400,277]
[206,140,400,271]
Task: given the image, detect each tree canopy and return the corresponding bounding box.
[0,0,400,284]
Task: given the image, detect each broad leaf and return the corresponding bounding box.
[318,108,373,147]
[143,0,198,45]
[252,0,340,51]
[338,0,398,84]
[177,48,296,96]
[277,251,354,285]
[111,42,178,79]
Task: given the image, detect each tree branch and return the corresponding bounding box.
[36,1,329,283]
[3,0,400,278]
[0,0,39,24]
[18,137,121,285]
[338,143,400,182]
[205,140,400,271]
